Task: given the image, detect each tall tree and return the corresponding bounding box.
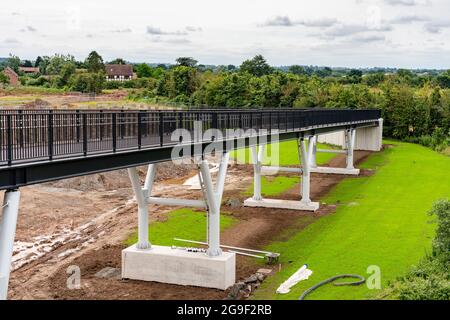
[289,65,307,75]
[85,51,104,72]
[0,71,9,85]
[6,54,21,73]
[109,58,126,65]
[46,54,75,75]
[22,60,33,67]
[136,63,153,78]
[239,55,272,77]
[175,57,198,68]
[437,70,450,88]
[34,56,43,68]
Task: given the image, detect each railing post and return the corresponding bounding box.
[212,112,218,130]
[277,111,280,130]
[112,113,117,152]
[260,110,263,130]
[6,115,12,166]
[269,112,272,132]
[99,110,104,141]
[177,112,182,132]
[48,111,53,161]
[76,110,80,143]
[159,112,164,147]
[239,112,243,130]
[137,112,142,149]
[82,113,87,156]
[18,110,23,148]
[285,111,288,131]
[120,111,125,139]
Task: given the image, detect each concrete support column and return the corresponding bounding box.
[299,138,311,204]
[143,164,157,198]
[199,159,223,257]
[215,152,230,205]
[0,189,21,300]
[128,167,152,250]
[309,135,317,168]
[346,129,356,170]
[251,145,265,201]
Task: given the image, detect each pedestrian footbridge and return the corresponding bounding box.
[0,108,382,298]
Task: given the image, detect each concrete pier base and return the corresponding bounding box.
[311,166,360,175]
[122,245,236,290]
[243,198,319,212]
[261,166,360,176]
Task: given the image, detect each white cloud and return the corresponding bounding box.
[111,28,132,33]
[0,0,449,68]
[3,38,20,44]
[352,34,386,42]
[390,15,430,24]
[146,26,188,36]
[384,0,424,6]
[260,16,337,27]
[325,23,391,37]
[424,21,450,33]
[185,26,202,32]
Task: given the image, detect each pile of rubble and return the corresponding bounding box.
[225,268,273,300]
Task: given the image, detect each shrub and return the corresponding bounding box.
[104,81,122,90]
[429,199,450,264]
[26,76,49,86]
[392,257,449,300]
[418,135,433,147]
[70,72,105,93]
[386,199,450,300]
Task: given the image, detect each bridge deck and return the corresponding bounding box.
[0,109,381,190]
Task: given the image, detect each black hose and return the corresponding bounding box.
[299,274,366,300]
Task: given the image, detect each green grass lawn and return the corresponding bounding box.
[231,140,338,166]
[244,176,300,197]
[253,140,450,300]
[125,208,235,247]
[236,139,338,198]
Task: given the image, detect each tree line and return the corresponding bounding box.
[1,53,449,147]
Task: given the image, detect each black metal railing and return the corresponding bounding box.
[0,109,381,166]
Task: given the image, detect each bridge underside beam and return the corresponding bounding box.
[0,121,379,191]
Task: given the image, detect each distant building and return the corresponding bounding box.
[4,67,19,86]
[19,66,40,74]
[105,64,134,81]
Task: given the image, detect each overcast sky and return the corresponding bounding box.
[1,0,450,68]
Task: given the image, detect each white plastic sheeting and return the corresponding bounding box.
[276,264,313,294]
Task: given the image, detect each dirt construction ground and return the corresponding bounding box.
[5,151,372,300]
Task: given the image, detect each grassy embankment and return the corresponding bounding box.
[233,139,339,197]
[252,140,450,300]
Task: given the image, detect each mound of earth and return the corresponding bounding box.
[46,162,196,191]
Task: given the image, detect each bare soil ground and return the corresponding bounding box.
[0,91,130,108]
[7,151,371,300]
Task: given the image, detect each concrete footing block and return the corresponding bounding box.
[310,166,360,175]
[122,244,236,290]
[243,198,319,212]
